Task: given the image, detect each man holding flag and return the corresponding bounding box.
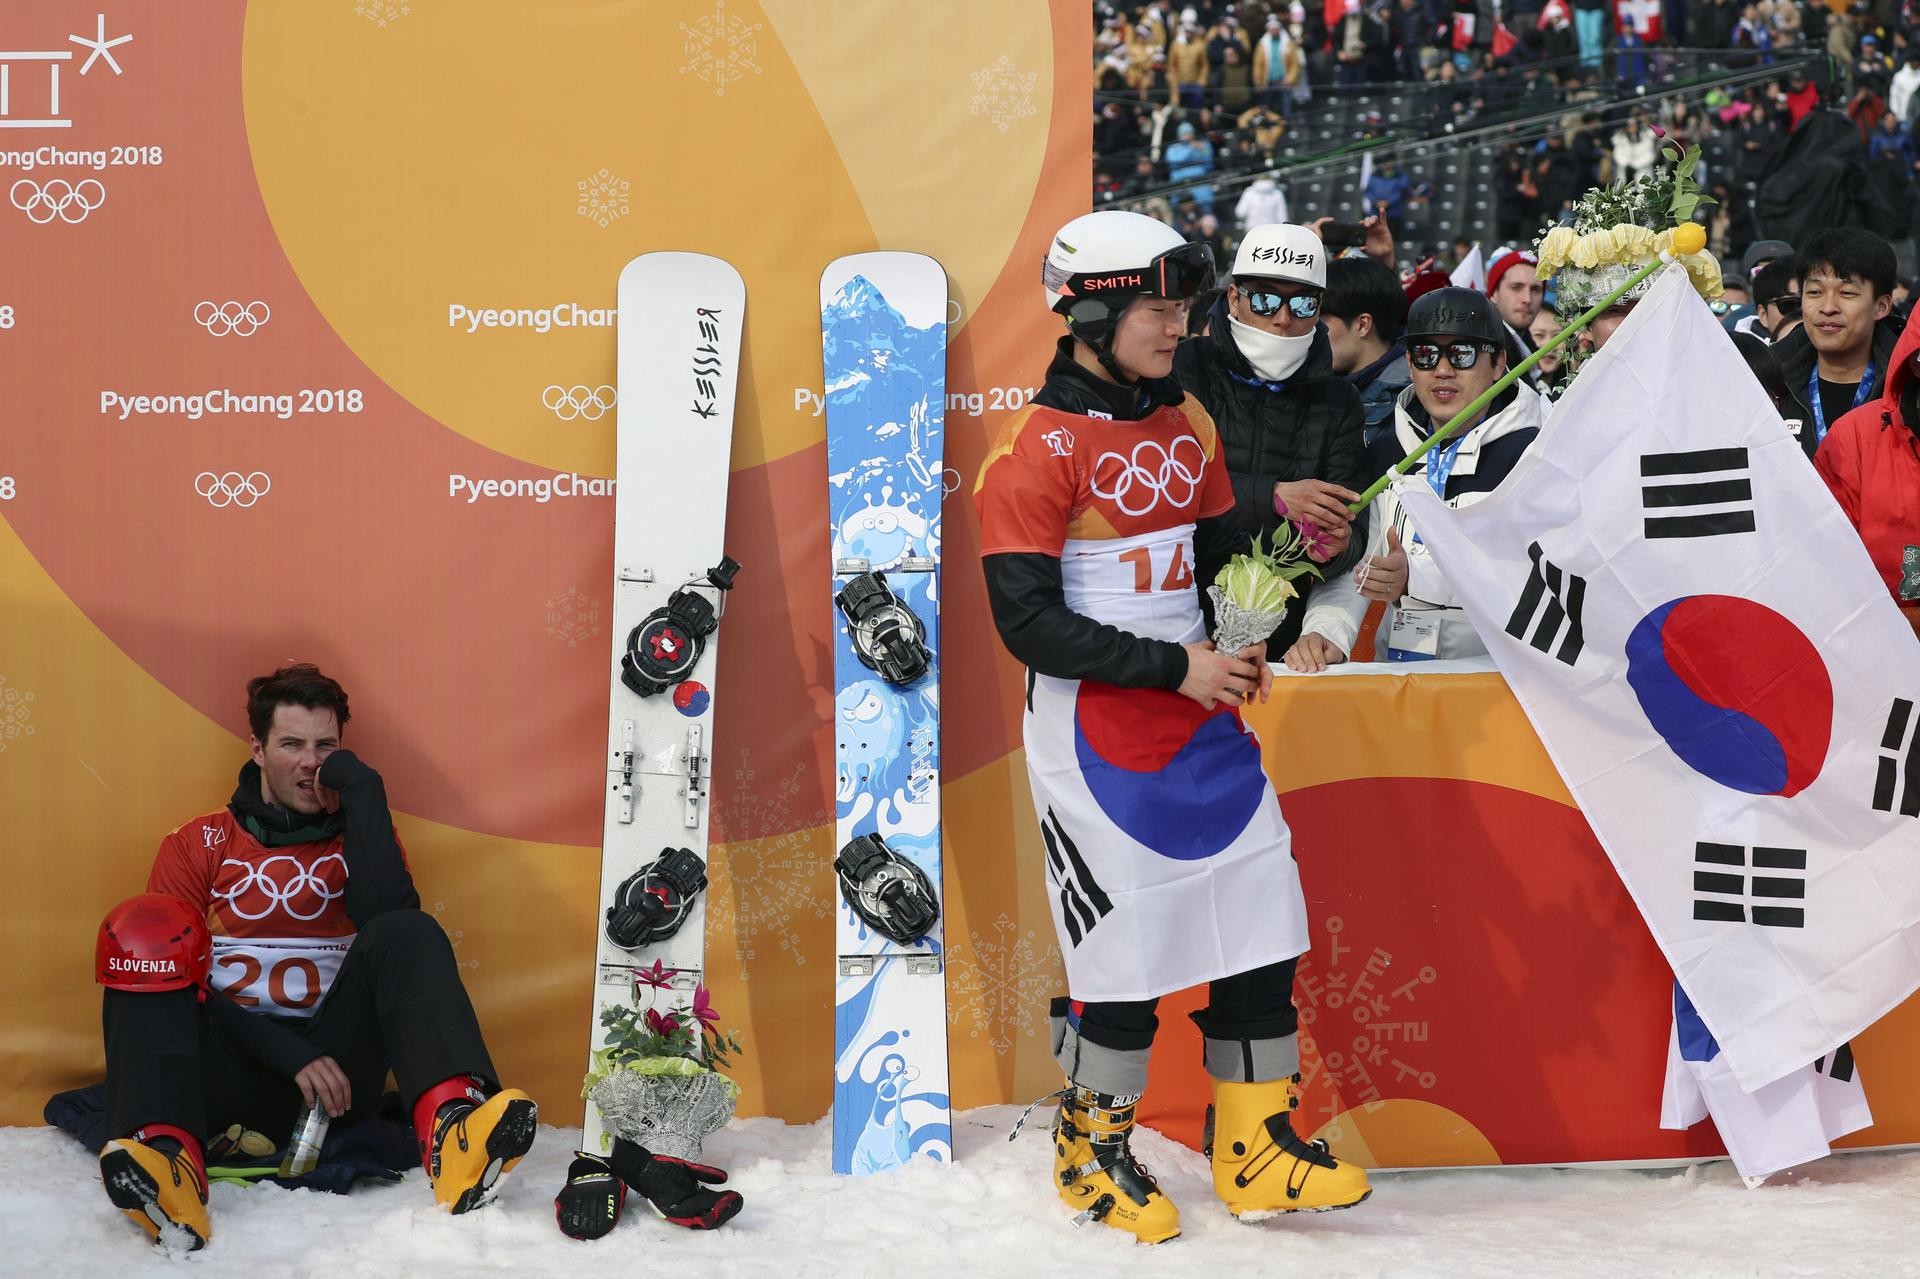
[1387,264,1920,1178]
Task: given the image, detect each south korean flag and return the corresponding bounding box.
[1398,267,1920,1144]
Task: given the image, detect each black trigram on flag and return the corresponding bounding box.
[1693,842,1806,928]
[1042,808,1112,947]
[1873,697,1920,818]
[1815,1043,1857,1084]
[1504,541,1585,665]
[1641,448,1756,539]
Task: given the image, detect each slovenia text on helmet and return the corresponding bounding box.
[96,892,212,993]
[1042,210,1213,377]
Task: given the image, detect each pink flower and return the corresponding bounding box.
[635,958,671,990]
[644,1007,681,1037]
[691,985,721,1031]
[1650,124,1667,139]
[1294,518,1337,563]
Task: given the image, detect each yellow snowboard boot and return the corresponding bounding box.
[1051,1085,1181,1244]
[100,1135,211,1250]
[1206,1075,1371,1215]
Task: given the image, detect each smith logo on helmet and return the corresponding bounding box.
[1249,246,1315,268]
[109,957,179,973]
[1082,273,1145,291]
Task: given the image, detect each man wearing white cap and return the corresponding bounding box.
[1171,223,1370,653]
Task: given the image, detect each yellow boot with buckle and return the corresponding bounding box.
[1206,1074,1371,1215]
[1051,1084,1181,1244]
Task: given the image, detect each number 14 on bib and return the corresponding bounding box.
[822,252,953,1174]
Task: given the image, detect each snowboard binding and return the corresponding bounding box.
[835,833,939,944]
[605,846,709,951]
[620,556,742,698]
[835,572,930,686]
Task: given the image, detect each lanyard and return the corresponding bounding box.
[1807,359,1876,446]
[1425,433,1467,500]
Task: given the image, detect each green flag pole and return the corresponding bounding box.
[1346,252,1673,515]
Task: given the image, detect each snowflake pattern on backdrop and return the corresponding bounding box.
[432,901,480,972]
[704,751,832,983]
[1294,915,1440,1146]
[0,676,35,753]
[678,1,764,97]
[544,586,601,649]
[352,0,410,28]
[948,913,1059,1056]
[969,55,1037,132]
[576,168,630,229]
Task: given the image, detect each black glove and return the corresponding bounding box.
[553,1153,625,1241]
[608,1137,743,1230]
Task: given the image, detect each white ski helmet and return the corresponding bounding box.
[1230,223,1326,289]
[1041,210,1214,355]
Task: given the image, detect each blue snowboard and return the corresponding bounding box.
[822,253,953,1175]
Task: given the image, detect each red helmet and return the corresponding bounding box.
[95,894,210,992]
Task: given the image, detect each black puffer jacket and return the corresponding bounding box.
[1171,295,1370,650]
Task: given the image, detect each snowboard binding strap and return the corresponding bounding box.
[605,846,709,951]
[834,833,939,944]
[834,572,930,686]
[620,556,742,698]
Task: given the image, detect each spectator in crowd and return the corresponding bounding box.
[1252,14,1299,112]
[1814,309,1920,636]
[1285,288,1550,670]
[1529,304,1572,395]
[1165,120,1217,212]
[1572,0,1608,70]
[1236,173,1291,228]
[1696,0,1741,54]
[1172,223,1371,652]
[1333,0,1390,87]
[1498,149,1541,247]
[1396,0,1438,79]
[1366,156,1412,224]
[1170,17,1210,109]
[1774,228,1902,460]
[1870,109,1917,167]
[1751,254,1804,340]
[1487,247,1546,384]
[1217,42,1256,113]
[1323,256,1414,449]
[1209,12,1252,73]
[1612,113,1661,182]
[1891,47,1920,124]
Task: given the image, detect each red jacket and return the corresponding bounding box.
[1815,317,1920,634]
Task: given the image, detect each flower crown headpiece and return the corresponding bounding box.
[1534,133,1722,313]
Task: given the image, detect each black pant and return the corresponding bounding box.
[1053,958,1302,1096]
[1075,957,1300,1052]
[104,909,496,1144]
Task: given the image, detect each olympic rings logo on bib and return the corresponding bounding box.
[212,852,347,922]
[1089,437,1205,517]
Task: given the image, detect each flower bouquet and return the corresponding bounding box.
[1209,524,1324,654]
[583,959,744,1159]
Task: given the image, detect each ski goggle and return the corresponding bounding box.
[1409,341,1499,370]
[1050,239,1216,304]
[1239,285,1322,320]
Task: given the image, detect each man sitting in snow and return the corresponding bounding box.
[91,663,537,1249]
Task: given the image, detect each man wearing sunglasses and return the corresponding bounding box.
[976,210,1372,1243]
[1171,222,1371,653]
[1285,287,1549,671]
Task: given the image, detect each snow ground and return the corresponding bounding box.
[3,1107,1916,1279]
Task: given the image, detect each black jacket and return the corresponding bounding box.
[1171,296,1370,651]
[980,340,1251,693]
[1772,316,1903,458]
